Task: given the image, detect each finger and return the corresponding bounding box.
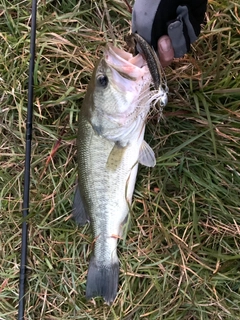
[157,35,174,67]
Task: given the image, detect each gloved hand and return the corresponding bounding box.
[132,0,207,66]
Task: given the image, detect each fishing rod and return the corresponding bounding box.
[18,0,37,319]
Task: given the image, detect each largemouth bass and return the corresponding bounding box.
[73,44,161,304]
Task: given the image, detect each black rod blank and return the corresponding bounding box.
[18,1,37,319]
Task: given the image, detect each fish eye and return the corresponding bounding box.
[97,74,108,88]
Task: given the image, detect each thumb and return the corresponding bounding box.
[157,35,174,67]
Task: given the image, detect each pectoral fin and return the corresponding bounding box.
[72,185,90,226]
[138,140,156,167]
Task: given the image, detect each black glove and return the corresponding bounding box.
[132,0,207,58]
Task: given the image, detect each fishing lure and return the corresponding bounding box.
[125,33,168,119]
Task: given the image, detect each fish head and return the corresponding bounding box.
[83,45,152,143]
[95,45,151,114]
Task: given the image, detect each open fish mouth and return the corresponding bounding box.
[105,35,169,113]
[103,43,168,113]
[99,44,152,103]
[104,44,150,80]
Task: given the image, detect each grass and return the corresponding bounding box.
[1,0,240,319]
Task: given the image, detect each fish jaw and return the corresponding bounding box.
[103,44,152,113]
[104,44,148,79]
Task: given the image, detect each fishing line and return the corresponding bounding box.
[18,0,37,319]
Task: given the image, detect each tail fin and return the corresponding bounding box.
[86,256,119,305]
